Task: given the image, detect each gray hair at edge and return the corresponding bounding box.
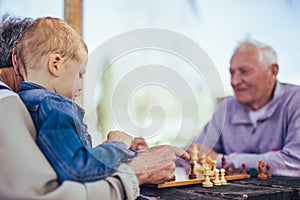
[0,14,33,68]
[233,39,278,68]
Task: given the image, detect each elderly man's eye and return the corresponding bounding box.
[240,69,248,74]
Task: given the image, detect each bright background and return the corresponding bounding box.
[1,0,300,146]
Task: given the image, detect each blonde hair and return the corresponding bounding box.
[16,17,88,76]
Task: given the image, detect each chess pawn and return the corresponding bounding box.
[202,166,213,187]
[213,169,222,186]
[220,168,227,185]
[242,163,247,174]
[266,164,272,178]
[227,167,234,174]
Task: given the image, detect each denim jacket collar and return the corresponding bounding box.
[20,82,85,116]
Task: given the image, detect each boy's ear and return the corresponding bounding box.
[48,54,62,77]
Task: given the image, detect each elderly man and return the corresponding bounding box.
[0,15,189,199]
[188,39,300,177]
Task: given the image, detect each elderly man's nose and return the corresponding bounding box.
[231,73,241,86]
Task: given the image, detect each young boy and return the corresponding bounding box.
[17,17,137,183]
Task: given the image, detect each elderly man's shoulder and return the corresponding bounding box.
[279,82,300,102]
[214,96,238,112]
[216,95,236,105]
[281,82,300,92]
[0,87,18,100]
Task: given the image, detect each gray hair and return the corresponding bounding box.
[234,39,278,67]
[0,14,33,68]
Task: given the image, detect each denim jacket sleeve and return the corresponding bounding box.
[36,96,137,183]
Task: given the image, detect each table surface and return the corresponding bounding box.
[139,175,300,200]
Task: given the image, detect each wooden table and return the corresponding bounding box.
[138,176,300,200]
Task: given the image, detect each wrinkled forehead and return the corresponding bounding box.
[230,46,259,65]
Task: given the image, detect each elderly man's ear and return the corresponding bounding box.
[12,48,24,81]
[270,64,279,76]
[12,48,19,75]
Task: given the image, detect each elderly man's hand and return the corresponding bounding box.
[186,144,218,164]
[127,145,190,185]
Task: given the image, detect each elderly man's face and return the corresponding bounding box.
[229,46,277,111]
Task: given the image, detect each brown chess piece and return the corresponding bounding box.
[227,166,234,174]
[221,155,226,169]
[221,155,228,175]
[266,164,272,178]
[189,162,197,179]
[257,161,267,180]
[242,163,247,174]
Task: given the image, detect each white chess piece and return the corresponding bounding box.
[220,168,227,185]
[213,169,222,186]
[202,166,213,187]
[191,144,198,167]
[198,154,206,174]
[211,160,217,176]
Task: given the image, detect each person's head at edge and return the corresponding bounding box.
[15,17,88,101]
[0,14,33,92]
[229,39,279,111]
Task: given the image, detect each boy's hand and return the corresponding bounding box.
[131,137,148,150]
[106,130,133,148]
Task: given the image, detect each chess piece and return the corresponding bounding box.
[189,162,197,179]
[257,160,267,180]
[197,154,206,174]
[266,164,272,178]
[191,144,199,167]
[220,168,227,185]
[200,154,206,166]
[227,167,234,174]
[221,155,226,169]
[242,163,247,174]
[213,169,222,186]
[198,155,217,176]
[202,166,213,187]
[248,168,258,177]
[221,155,228,175]
[211,160,217,176]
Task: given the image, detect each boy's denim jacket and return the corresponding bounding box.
[19,82,137,183]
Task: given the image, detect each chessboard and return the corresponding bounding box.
[145,167,251,188]
[145,145,272,188]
